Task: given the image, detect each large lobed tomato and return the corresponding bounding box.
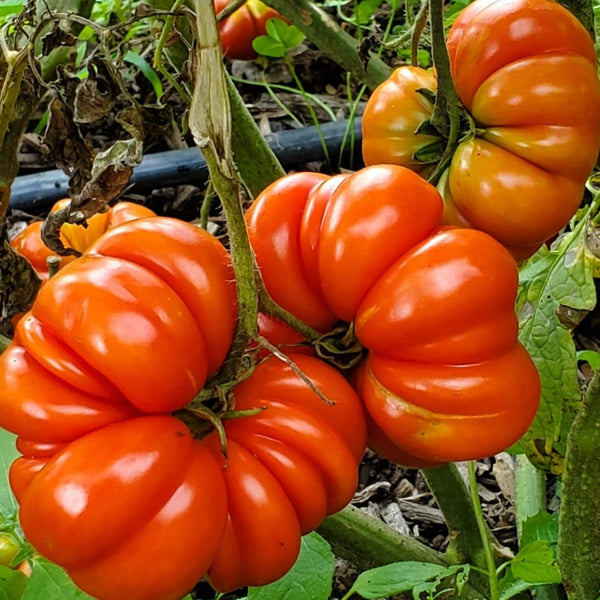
[247,164,540,465]
[214,0,286,61]
[0,215,366,598]
[4,355,365,600]
[361,0,600,259]
[2,216,237,500]
[10,199,156,278]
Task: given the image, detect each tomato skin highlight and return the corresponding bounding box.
[361,0,600,257]
[248,165,540,465]
[354,228,520,364]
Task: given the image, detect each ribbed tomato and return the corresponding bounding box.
[362,0,600,259]
[247,164,540,464]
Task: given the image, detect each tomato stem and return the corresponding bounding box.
[410,1,428,67]
[426,0,461,185]
[422,463,499,592]
[261,0,391,90]
[557,367,600,599]
[215,0,246,22]
[467,461,500,600]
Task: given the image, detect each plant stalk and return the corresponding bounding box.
[468,461,499,600]
[261,0,391,90]
[188,0,260,362]
[318,505,488,600]
[426,0,461,185]
[557,368,600,599]
[423,464,496,572]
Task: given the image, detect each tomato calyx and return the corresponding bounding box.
[314,323,366,371]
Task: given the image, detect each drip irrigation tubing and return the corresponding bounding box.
[9,118,363,213]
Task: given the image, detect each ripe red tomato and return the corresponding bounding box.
[1,211,367,597]
[362,0,600,259]
[206,354,366,592]
[18,416,229,600]
[215,0,287,60]
[247,165,540,465]
[6,354,366,599]
[10,200,156,278]
[0,216,237,465]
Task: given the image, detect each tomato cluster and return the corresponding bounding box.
[0,0,565,598]
[1,216,366,599]
[247,164,540,466]
[362,0,600,259]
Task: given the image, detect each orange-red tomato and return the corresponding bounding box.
[362,0,600,259]
[1,213,367,597]
[247,164,540,465]
[6,354,366,599]
[215,0,286,60]
[206,354,366,592]
[10,200,156,278]
[1,216,237,501]
[19,416,228,600]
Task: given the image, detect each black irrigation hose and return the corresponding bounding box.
[9,118,363,213]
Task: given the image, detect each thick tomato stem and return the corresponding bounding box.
[182,404,229,454]
[426,0,461,185]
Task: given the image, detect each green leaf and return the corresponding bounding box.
[123,50,163,101]
[520,511,559,547]
[516,208,600,472]
[355,0,384,24]
[22,558,93,600]
[0,0,23,18]
[252,35,287,59]
[498,569,537,600]
[509,541,562,584]
[347,562,466,599]
[0,429,18,518]
[265,19,305,50]
[0,564,28,600]
[253,18,304,58]
[248,532,334,600]
[577,349,600,370]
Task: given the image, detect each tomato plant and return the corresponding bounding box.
[214,0,286,60]
[362,0,600,259]
[247,164,540,464]
[10,200,156,278]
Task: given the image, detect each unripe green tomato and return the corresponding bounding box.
[0,534,20,567]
